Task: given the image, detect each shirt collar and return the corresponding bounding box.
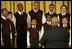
[1,16,7,20]
[63,24,67,27]
[32,25,36,28]
[47,21,51,25]
[61,13,66,16]
[49,12,54,14]
[33,9,38,12]
[18,11,23,15]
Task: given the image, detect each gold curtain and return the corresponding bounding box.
[1,1,71,14]
[1,1,71,48]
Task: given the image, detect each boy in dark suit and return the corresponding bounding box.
[6,12,16,48]
[61,17,70,48]
[42,15,52,48]
[1,8,11,48]
[27,19,41,48]
[43,15,51,31]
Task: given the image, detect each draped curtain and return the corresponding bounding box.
[1,1,71,14]
[1,1,71,48]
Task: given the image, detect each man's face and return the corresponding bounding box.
[34,3,39,10]
[47,16,52,22]
[62,18,68,25]
[3,9,8,17]
[61,6,66,13]
[18,4,23,12]
[49,5,54,12]
[7,14,13,20]
[31,19,37,25]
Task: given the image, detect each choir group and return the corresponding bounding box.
[1,2,71,48]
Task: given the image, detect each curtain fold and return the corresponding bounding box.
[1,1,71,14]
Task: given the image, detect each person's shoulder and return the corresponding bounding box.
[23,12,27,15]
[54,12,57,14]
[38,9,43,12]
[28,27,32,30]
[45,12,50,16]
[66,13,70,16]
[58,13,61,15]
[28,9,33,13]
[45,12,49,14]
[14,12,18,14]
[58,26,66,31]
[54,12,58,15]
[1,17,4,23]
[23,12,27,14]
[1,17,3,21]
[7,19,13,23]
[43,22,47,25]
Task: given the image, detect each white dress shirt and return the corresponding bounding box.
[33,9,38,12]
[18,11,23,15]
[69,15,71,46]
[1,16,7,20]
[1,23,3,41]
[49,12,54,15]
[47,21,51,25]
[69,28,71,45]
[63,24,67,28]
[61,13,66,16]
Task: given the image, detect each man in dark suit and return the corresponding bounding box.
[13,3,27,48]
[1,8,11,48]
[45,4,57,18]
[1,8,15,48]
[28,2,46,30]
[40,17,69,48]
[6,12,16,48]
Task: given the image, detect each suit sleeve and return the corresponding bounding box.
[42,12,46,24]
[11,22,15,39]
[64,28,69,46]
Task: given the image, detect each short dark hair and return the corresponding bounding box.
[61,5,67,11]
[7,12,12,15]
[1,8,7,13]
[34,2,39,4]
[46,14,51,18]
[49,4,54,7]
[31,18,36,21]
[17,3,23,7]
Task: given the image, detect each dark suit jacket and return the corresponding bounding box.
[40,26,69,48]
[1,18,15,38]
